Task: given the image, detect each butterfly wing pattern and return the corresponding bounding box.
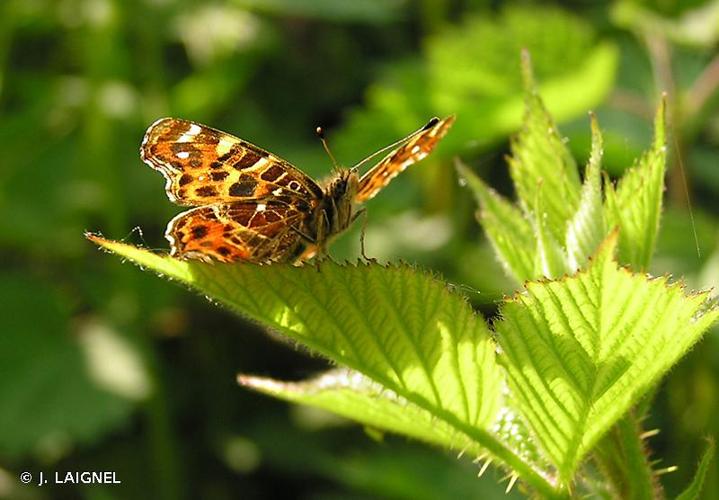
[141,118,325,262]
[355,115,455,203]
[141,115,454,263]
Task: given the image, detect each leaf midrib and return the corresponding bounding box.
[372,268,445,412]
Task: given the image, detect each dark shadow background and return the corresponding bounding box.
[1,0,718,498]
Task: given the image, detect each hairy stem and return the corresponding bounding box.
[594,411,662,500]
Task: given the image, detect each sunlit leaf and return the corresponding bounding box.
[605,97,667,270]
[494,233,719,482]
[530,189,570,279]
[566,113,606,271]
[240,369,480,454]
[87,235,504,449]
[456,161,536,283]
[508,52,581,246]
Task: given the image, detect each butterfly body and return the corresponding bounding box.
[141,116,453,264]
[297,167,361,261]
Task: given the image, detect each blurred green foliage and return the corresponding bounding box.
[1,0,718,499]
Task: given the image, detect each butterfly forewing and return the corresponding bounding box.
[355,115,455,203]
[141,118,324,206]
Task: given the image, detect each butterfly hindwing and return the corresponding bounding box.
[166,201,308,263]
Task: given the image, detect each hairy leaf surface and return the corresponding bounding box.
[88,236,504,448]
[495,234,718,481]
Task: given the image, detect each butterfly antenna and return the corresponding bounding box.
[316,126,340,172]
[354,117,440,171]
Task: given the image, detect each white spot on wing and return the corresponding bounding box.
[216,138,234,156]
[272,188,283,195]
[177,124,202,143]
[256,203,266,212]
[177,151,190,159]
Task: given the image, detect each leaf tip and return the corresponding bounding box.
[588,112,604,165]
[585,229,620,268]
[238,373,265,389]
[588,111,600,138]
[85,230,104,243]
[520,48,536,92]
[238,373,288,394]
[85,231,116,253]
[454,156,470,176]
[455,158,480,184]
[654,94,667,149]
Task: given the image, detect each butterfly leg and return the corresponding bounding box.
[352,209,376,263]
[315,209,343,269]
[290,218,335,270]
[289,226,319,268]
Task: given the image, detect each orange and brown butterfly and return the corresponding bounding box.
[140,115,455,264]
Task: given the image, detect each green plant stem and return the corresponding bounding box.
[643,31,689,209]
[608,89,653,120]
[685,53,719,121]
[594,412,661,500]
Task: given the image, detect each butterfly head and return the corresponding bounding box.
[324,168,359,202]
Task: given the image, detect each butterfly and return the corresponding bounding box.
[140,115,455,263]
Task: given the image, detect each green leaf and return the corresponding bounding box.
[87,235,503,446]
[611,1,719,48]
[605,97,667,270]
[494,233,719,483]
[0,273,133,456]
[463,68,666,283]
[508,51,582,245]
[89,235,568,496]
[235,0,402,22]
[530,187,570,279]
[565,113,606,271]
[240,369,481,454]
[334,6,618,161]
[456,160,536,283]
[676,438,715,500]
[242,369,548,483]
